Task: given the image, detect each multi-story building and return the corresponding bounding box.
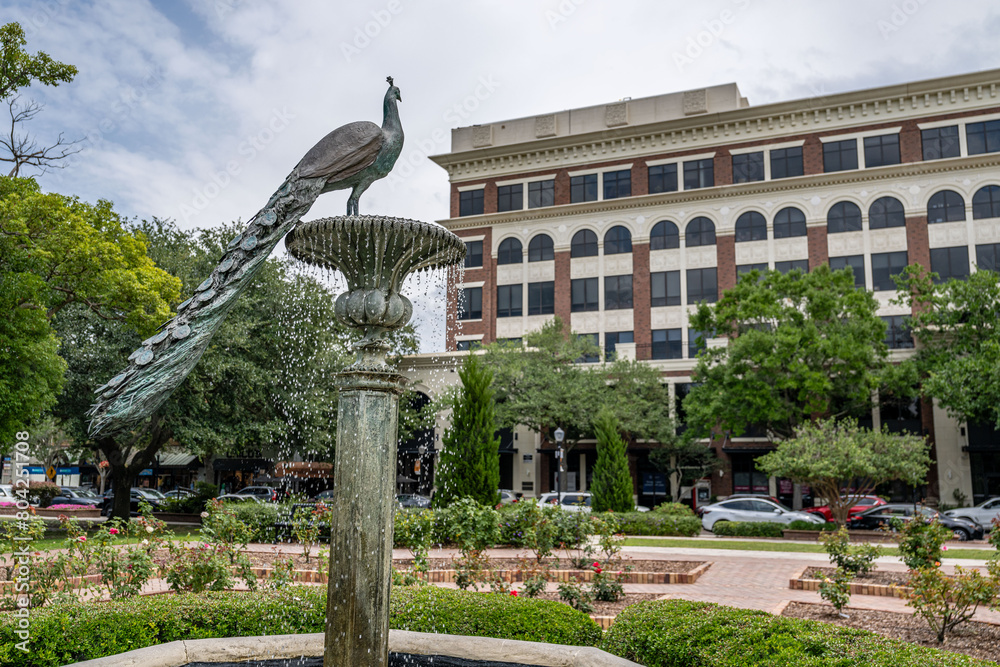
[400,68,1000,509]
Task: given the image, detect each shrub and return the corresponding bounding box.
[907,566,999,643]
[556,576,593,613]
[787,519,838,531]
[819,568,852,614]
[897,516,952,571]
[611,511,701,537]
[159,482,218,514]
[820,526,880,577]
[601,599,993,667]
[0,586,600,666]
[394,508,434,572]
[436,497,501,554]
[652,502,695,516]
[712,521,784,538]
[226,501,280,542]
[549,505,592,550]
[590,409,634,512]
[496,500,559,559]
[28,481,61,507]
[163,543,235,594]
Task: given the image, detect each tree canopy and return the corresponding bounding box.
[756,418,930,525]
[897,266,1000,430]
[684,266,898,441]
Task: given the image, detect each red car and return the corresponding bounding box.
[804,495,887,522]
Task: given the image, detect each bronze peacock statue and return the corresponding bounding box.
[88,77,404,436]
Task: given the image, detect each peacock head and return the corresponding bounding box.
[386,75,401,103]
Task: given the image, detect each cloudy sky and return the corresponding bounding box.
[6,0,1000,349]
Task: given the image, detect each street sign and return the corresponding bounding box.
[46,466,56,480]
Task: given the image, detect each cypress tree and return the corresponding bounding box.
[590,409,634,513]
[433,354,501,507]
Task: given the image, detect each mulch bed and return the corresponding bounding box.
[782,601,1000,663]
[802,566,910,587]
[533,591,661,617]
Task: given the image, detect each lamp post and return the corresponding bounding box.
[554,427,565,499]
[416,444,426,495]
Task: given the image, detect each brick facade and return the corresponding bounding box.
[632,243,651,354]
[807,225,829,269]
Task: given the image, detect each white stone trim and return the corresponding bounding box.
[645,157,680,167]
[457,183,486,192]
[458,281,485,288]
[459,234,486,242]
[728,145,767,156]
[679,151,717,162]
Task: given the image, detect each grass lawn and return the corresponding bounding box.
[31,525,202,551]
[622,537,993,560]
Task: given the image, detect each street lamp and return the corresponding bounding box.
[417,444,427,494]
[554,427,565,499]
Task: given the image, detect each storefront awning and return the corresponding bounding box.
[212,458,271,472]
[272,461,334,479]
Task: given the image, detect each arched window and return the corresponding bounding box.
[604,226,632,254]
[927,190,965,224]
[527,234,554,262]
[571,229,599,257]
[649,220,679,250]
[773,207,807,239]
[497,238,523,265]
[972,185,1000,220]
[868,196,905,229]
[734,211,767,242]
[685,217,716,247]
[827,201,862,234]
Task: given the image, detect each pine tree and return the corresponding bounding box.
[590,409,634,513]
[433,354,500,508]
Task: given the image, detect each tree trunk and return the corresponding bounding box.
[110,468,134,520]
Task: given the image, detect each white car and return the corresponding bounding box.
[701,497,825,531]
[536,492,650,513]
[945,498,1000,531]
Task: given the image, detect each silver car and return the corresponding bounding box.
[701,497,825,531]
[945,497,1000,531]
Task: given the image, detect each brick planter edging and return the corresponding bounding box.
[781,529,898,543]
[788,566,911,599]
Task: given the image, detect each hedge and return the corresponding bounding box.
[0,586,600,667]
[712,521,785,538]
[613,512,701,537]
[601,599,992,667]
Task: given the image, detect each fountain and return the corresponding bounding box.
[284,215,465,667]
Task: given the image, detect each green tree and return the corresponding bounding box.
[896,266,1000,430]
[685,266,900,441]
[0,177,179,449]
[433,354,500,508]
[590,409,634,513]
[756,418,931,525]
[0,22,79,176]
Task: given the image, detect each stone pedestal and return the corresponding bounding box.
[324,370,406,667]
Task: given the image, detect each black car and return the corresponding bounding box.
[100,488,167,516]
[847,503,984,541]
[50,487,102,507]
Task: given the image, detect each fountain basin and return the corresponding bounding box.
[64,631,643,667]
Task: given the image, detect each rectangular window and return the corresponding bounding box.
[770,146,804,179]
[688,328,709,359]
[930,246,970,283]
[499,337,522,346]
[603,169,631,200]
[527,281,554,315]
[651,328,682,360]
[571,277,599,312]
[459,189,484,216]
[674,382,694,429]
[967,119,1000,155]
[650,270,681,306]
[921,126,961,160]
[882,315,914,350]
[871,251,909,291]
[527,179,555,209]
[577,333,600,363]
[823,139,858,172]
[496,284,522,318]
[732,152,764,183]
[456,340,481,351]
[830,255,866,288]
[497,184,523,212]
[464,240,483,268]
[604,331,634,361]
[648,163,678,194]
[686,267,718,304]
[683,158,714,190]
[570,174,598,203]
[737,263,768,278]
[977,243,1000,273]
[863,134,901,168]
[458,287,482,320]
[604,275,633,310]
[774,259,809,275]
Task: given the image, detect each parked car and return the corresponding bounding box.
[100,488,167,516]
[498,489,518,504]
[313,489,336,501]
[232,486,282,502]
[50,487,102,507]
[701,497,824,531]
[162,488,196,499]
[803,495,887,522]
[536,492,650,512]
[0,484,18,502]
[848,504,984,541]
[396,494,431,508]
[944,498,1000,531]
[215,493,263,504]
